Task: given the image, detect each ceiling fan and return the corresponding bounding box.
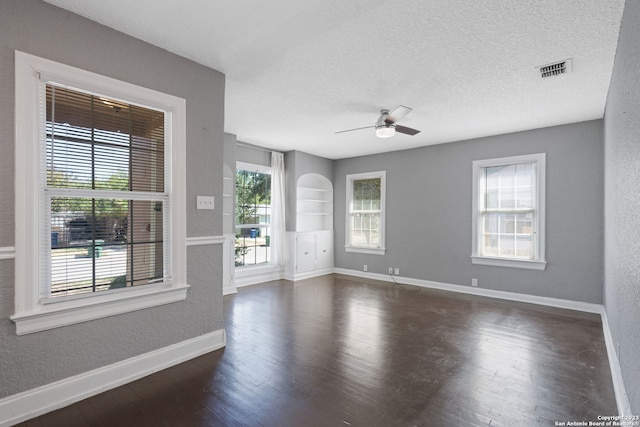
[335,105,421,138]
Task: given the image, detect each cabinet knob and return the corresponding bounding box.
[304,251,309,255]
[322,249,327,253]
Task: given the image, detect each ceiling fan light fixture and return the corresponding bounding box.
[376,124,395,138]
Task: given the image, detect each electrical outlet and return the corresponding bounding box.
[388,267,393,275]
[363,264,368,272]
[196,196,215,210]
[471,278,478,287]
[394,268,400,275]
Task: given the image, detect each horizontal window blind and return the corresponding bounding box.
[45,84,168,298]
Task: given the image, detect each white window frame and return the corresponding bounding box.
[12,51,189,335]
[234,161,274,270]
[471,153,546,270]
[345,171,386,255]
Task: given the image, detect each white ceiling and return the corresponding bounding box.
[43,0,625,159]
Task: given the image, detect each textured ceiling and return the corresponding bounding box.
[43,0,625,159]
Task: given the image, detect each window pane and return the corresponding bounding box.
[484,163,535,212]
[350,213,380,247]
[481,212,534,260]
[235,167,271,267]
[353,178,381,210]
[46,85,164,193]
[349,176,383,249]
[50,197,164,297]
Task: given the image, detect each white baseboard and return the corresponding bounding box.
[283,267,334,282]
[0,329,226,427]
[333,268,603,313]
[235,266,282,288]
[223,285,238,295]
[601,311,632,416]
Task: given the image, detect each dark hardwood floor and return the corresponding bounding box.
[19,274,617,426]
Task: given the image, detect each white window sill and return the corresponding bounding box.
[471,255,547,271]
[11,283,190,335]
[345,246,386,255]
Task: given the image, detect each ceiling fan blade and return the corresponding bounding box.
[385,105,412,124]
[395,125,421,136]
[334,126,375,134]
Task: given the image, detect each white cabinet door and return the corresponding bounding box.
[296,233,316,273]
[316,231,333,270]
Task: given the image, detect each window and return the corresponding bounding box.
[12,52,188,335]
[472,153,546,270]
[46,84,166,296]
[235,162,271,267]
[345,171,386,255]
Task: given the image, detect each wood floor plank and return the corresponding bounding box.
[20,274,617,426]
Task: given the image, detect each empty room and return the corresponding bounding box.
[0,0,638,425]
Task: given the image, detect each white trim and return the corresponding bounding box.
[0,329,225,427]
[601,310,632,416]
[333,268,602,313]
[10,284,190,335]
[471,153,546,270]
[236,161,271,174]
[283,267,334,282]
[223,285,238,296]
[344,245,386,255]
[234,264,282,288]
[186,235,226,246]
[471,255,547,270]
[0,246,15,260]
[345,170,386,253]
[222,233,237,295]
[13,51,188,332]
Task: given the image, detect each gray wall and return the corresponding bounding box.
[236,141,271,166]
[0,0,225,398]
[603,0,640,414]
[335,120,604,303]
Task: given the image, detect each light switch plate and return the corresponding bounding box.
[197,196,215,210]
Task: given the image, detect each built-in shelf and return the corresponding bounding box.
[296,174,332,232]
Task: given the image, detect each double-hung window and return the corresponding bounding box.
[345,171,386,255]
[235,162,271,267]
[472,153,546,270]
[12,52,188,335]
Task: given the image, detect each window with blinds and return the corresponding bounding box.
[46,84,168,298]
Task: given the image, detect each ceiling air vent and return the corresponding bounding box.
[537,58,572,78]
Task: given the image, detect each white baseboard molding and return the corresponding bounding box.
[283,267,334,282]
[235,267,283,288]
[601,311,632,416]
[223,285,238,295]
[0,329,226,427]
[333,268,603,314]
